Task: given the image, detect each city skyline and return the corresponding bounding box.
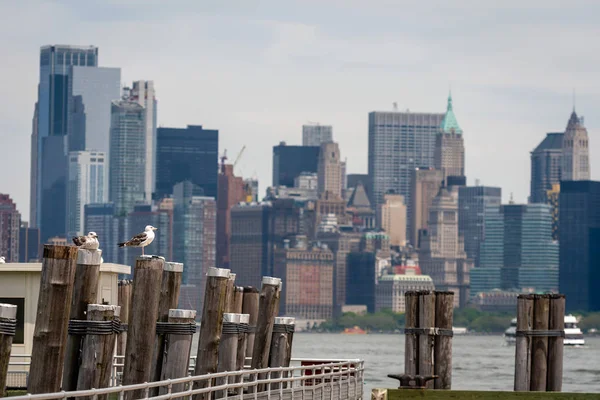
[2,2,600,223]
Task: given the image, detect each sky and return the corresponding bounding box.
[2,0,600,222]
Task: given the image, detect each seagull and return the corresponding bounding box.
[118,225,157,256]
[0,256,5,264]
[72,232,100,250]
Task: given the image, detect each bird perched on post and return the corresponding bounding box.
[118,225,157,256]
[72,232,100,250]
[0,256,5,264]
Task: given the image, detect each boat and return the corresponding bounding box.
[342,326,367,334]
[504,315,585,346]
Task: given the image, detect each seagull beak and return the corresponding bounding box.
[152,227,158,231]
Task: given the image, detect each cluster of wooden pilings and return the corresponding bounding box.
[0,244,295,398]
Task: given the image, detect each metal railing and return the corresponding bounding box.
[7,358,364,400]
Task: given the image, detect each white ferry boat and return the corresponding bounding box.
[504,314,585,346]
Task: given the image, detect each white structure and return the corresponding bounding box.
[319,213,338,233]
[318,142,343,199]
[378,193,407,247]
[562,111,590,181]
[294,172,318,190]
[302,123,332,146]
[375,273,435,313]
[129,81,157,203]
[67,151,108,237]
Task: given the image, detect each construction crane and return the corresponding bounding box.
[233,145,246,169]
[220,149,228,173]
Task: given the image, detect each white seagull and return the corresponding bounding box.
[0,256,5,264]
[72,232,100,250]
[118,225,157,256]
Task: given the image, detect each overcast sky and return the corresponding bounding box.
[1,0,599,221]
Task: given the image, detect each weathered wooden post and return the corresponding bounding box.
[514,294,535,391]
[434,291,454,390]
[251,277,282,392]
[530,294,550,391]
[151,261,183,394]
[404,291,419,376]
[547,294,565,392]
[193,267,230,400]
[224,273,237,313]
[418,290,436,389]
[233,286,244,314]
[76,304,119,398]
[269,317,295,390]
[122,255,164,400]
[242,286,260,359]
[63,248,102,391]
[236,313,250,372]
[0,304,17,398]
[117,280,132,361]
[159,309,197,395]
[217,313,243,398]
[28,245,78,394]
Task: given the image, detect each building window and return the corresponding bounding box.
[0,297,25,344]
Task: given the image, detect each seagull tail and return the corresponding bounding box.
[118,242,127,248]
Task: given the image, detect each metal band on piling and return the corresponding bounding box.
[516,330,565,338]
[273,317,295,334]
[240,314,250,333]
[403,327,454,337]
[207,266,231,278]
[164,262,184,272]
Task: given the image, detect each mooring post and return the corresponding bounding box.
[193,267,230,400]
[63,248,102,391]
[233,286,244,314]
[514,294,535,391]
[530,294,550,391]
[159,309,197,395]
[269,317,295,390]
[242,286,260,359]
[251,277,282,392]
[418,290,436,389]
[547,294,565,392]
[117,280,132,365]
[0,304,17,398]
[76,304,118,399]
[217,313,243,398]
[434,291,454,390]
[122,255,164,400]
[224,273,237,313]
[235,313,250,389]
[151,261,183,395]
[28,245,78,394]
[404,291,419,376]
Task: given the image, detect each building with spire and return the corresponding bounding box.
[562,111,590,181]
[434,93,465,184]
[318,142,343,199]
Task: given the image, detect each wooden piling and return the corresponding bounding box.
[434,291,454,390]
[242,286,260,359]
[28,245,78,394]
[217,313,242,398]
[418,290,436,389]
[530,294,550,391]
[117,280,132,361]
[76,304,118,398]
[269,317,295,390]
[193,267,230,400]
[251,277,282,391]
[63,248,102,391]
[547,294,565,392]
[159,309,197,395]
[224,273,237,313]
[404,291,419,376]
[236,313,250,371]
[151,261,183,393]
[122,256,164,400]
[514,294,535,391]
[0,304,17,398]
[233,286,244,314]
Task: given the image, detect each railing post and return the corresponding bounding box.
[0,303,17,398]
[29,245,78,394]
[63,248,102,391]
[242,286,259,360]
[159,309,197,395]
[123,255,165,400]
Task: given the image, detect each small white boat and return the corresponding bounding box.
[504,315,585,346]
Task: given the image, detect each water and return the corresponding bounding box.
[289,333,600,393]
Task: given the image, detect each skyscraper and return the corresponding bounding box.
[155,125,219,199]
[418,188,471,307]
[129,81,157,202]
[368,110,444,209]
[109,100,146,216]
[409,168,443,247]
[458,186,502,268]
[31,45,98,233]
[0,194,21,262]
[378,193,407,247]
[302,124,333,146]
[272,143,320,187]
[562,111,590,181]
[317,142,342,199]
[84,203,118,263]
[559,181,600,311]
[530,133,563,203]
[67,151,108,237]
[19,222,40,263]
[217,164,246,268]
[434,94,465,183]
